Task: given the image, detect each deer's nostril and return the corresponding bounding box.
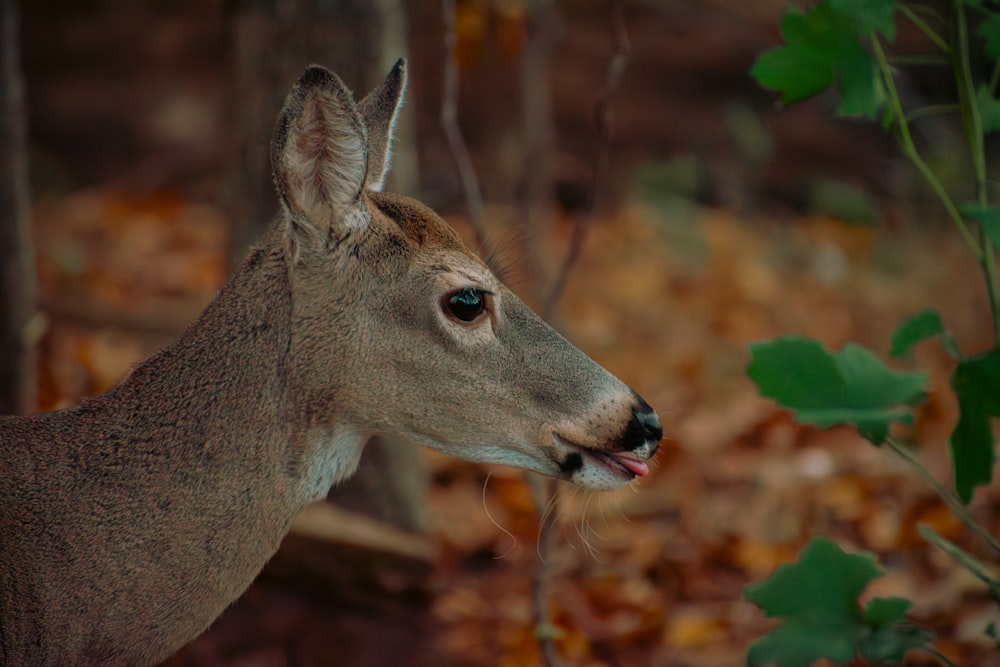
[620,403,663,451]
[637,408,663,442]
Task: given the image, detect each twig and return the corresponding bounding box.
[920,646,961,667]
[514,0,557,301]
[440,0,489,253]
[954,0,1000,345]
[543,0,630,318]
[919,524,1000,603]
[529,475,563,667]
[887,436,1000,554]
[898,3,952,55]
[531,3,631,664]
[870,36,982,258]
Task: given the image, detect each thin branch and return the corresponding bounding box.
[887,437,1000,554]
[954,0,1000,344]
[529,475,564,667]
[888,55,951,66]
[898,3,952,55]
[955,2,987,199]
[441,0,489,253]
[920,646,962,667]
[919,524,1000,602]
[905,103,960,124]
[543,0,630,319]
[531,3,630,663]
[514,0,557,301]
[871,36,983,258]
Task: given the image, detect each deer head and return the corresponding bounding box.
[271,60,661,493]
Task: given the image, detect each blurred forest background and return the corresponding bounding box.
[3,0,999,665]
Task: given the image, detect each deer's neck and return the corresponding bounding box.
[108,242,300,503]
[2,239,365,663]
[103,240,362,537]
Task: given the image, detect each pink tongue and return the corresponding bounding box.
[617,457,650,477]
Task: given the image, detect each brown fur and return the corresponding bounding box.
[0,60,661,665]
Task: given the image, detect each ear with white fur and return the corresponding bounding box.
[271,65,368,256]
[356,58,407,192]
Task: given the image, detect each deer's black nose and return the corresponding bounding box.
[621,397,662,453]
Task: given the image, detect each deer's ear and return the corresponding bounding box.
[357,59,406,192]
[271,65,368,254]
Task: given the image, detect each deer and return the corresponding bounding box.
[0,60,661,665]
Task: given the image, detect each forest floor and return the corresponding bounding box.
[32,187,1000,666]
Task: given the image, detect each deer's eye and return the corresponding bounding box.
[443,287,488,323]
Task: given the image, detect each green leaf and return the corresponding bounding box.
[747,337,927,444]
[746,539,880,620]
[751,8,836,104]
[860,596,934,662]
[890,309,945,358]
[950,347,1000,502]
[976,85,1000,134]
[978,12,1000,59]
[746,620,860,667]
[750,2,884,117]
[863,596,911,626]
[861,621,936,664]
[858,598,934,664]
[745,538,932,667]
[959,202,1000,248]
[833,39,887,117]
[829,0,897,40]
[751,45,833,104]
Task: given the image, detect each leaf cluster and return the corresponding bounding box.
[748,314,1000,504]
[751,0,894,117]
[753,0,1000,127]
[745,538,934,667]
[746,2,1000,664]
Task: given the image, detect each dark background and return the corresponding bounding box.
[7,1,998,665]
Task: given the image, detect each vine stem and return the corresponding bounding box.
[898,3,951,55]
[919,524,1000,601]
[920,646,961,667]
[887,437,1000,554]
[888,55,950,66]
[905,103,960,123]
[440,0,489,253]
[870,36,982,257]
[954,1,986,189]
[954,0,1000,344]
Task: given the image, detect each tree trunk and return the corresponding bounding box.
[224,0,426,533]
[0,0,36,416]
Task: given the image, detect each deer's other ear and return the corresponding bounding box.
[271,65,368,255]
[357,59,406,192]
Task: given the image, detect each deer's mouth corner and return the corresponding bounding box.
[553,435,651,487]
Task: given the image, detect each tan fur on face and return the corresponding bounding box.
[368,191,471,252]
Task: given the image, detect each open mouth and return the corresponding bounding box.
[555,435,651,480]
[586,449,650,479]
